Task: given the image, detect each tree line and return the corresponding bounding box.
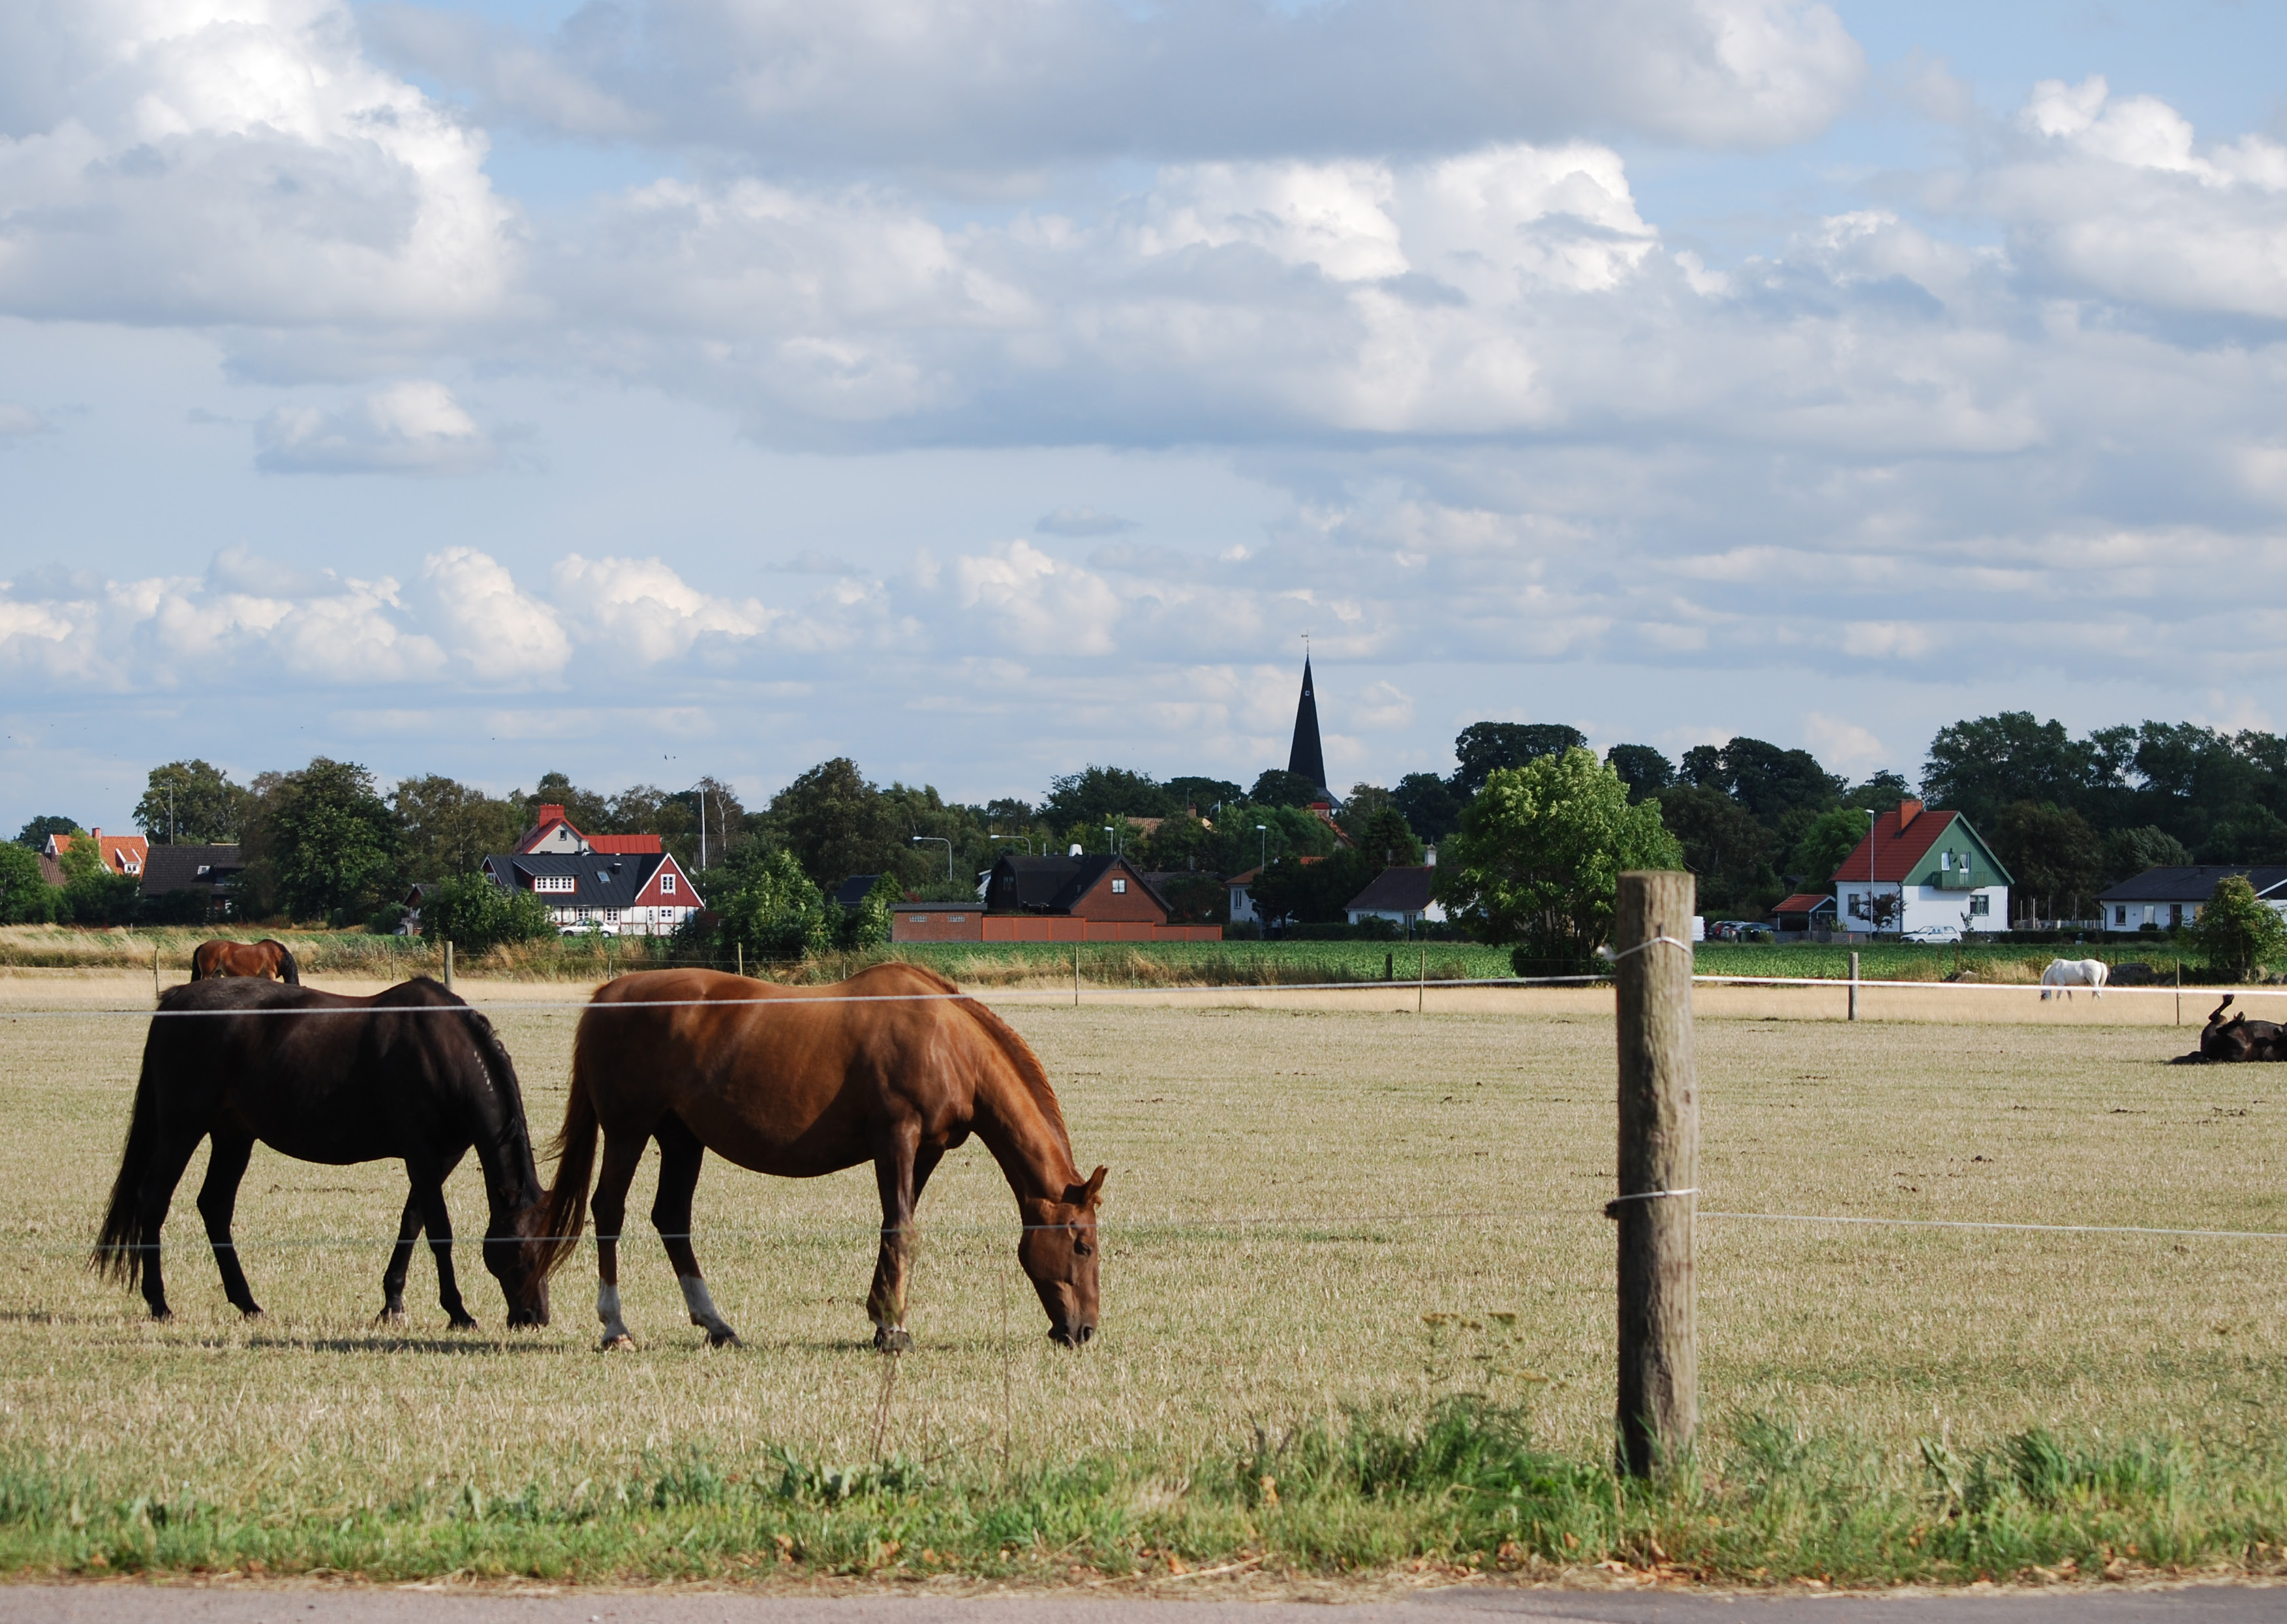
[3,708,2279,936]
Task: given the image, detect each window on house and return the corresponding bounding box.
[606,909,620,922]
[2115,905,2127,926]
[662,872,676,893]
[1111,878,1127,894]
[536,874,575,893]
[1969,895,1989,915]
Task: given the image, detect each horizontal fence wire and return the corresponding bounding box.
[0,969,2273,1019]
[15,1207,2287,1257]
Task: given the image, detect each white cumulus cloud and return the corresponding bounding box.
[256,382,498,474]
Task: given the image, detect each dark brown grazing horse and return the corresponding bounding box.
[191,938,299,984]
[531,962,1104,1351]
[93,977,551,1328]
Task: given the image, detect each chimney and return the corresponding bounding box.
[537,804,566,825]
[1897,799,1922,830]
[1423,843,1437,867]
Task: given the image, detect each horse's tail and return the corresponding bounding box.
[189,943,211,981]
[530,1052,600,1283]
[272,942,299,985]
[91,1028,168,1288]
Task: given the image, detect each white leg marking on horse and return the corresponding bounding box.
[597,1283,630,1343]
[679,1274,725,1329]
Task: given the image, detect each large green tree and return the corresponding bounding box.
[1922,713,2107,829]
[1604,745,1674,803]
[1991,801,2104,917]
[0,843,57,923]
[1788,806,1871,886]
[134,759,251,844]
[1043,766,1176,827]
[14,815,80,849]
[1391,772,1463,840]
[1656,784,1781,918]
[421,874,555,953]
[715,846,834,960]
[1679,737,1842,825]
[1452,722,1587,798]
[392,776,525,886]
[2185,875,2287,983]
[1437,748,1682,962]
[251,758,399,921]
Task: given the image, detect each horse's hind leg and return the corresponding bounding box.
[377,1193,422,1325]
[652,1116,739,1348]
[132,1127,209,1323]
[591,1134,647,1349]
[194,1129,263,1318]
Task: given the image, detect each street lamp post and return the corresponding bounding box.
[989,831,1034,854]
[912,836,955,882]
[1103,824,1118,856]
[1256,824,1268,870]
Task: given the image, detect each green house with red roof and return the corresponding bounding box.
[1830,799,2012,942]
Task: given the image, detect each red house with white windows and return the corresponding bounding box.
[482,804,702,936]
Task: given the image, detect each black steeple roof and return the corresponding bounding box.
[1287,654,1327,794]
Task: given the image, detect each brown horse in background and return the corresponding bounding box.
[531,962,1105,1351]
[191,938,299,985]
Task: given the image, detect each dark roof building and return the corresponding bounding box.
[833,874,886,908]
[982,854,1172,919]
[1287,653,1327,795]
[1342,865,1445,927]
[2096,865,2287,932]
[138,843,244,902]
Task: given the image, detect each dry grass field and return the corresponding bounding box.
[0,970,2282,1584]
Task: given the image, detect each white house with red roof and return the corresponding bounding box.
[483,804,701,936]
[1832,799,2011,942]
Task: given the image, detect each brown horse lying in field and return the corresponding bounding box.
[2194,995,2287,1062]
[531,963,1105,1351]
[93,977,550,1328]
[191,938,299,984]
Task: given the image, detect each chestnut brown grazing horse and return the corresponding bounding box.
[530,962,1104,1351]
[191,938,299,984]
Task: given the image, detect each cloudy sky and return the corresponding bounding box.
[4,0,2285,831]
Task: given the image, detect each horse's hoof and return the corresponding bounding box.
[448,1315,479,1332]
[705,1326,743,1349]
[239,1306,266,1321]
[375,1307,407,1326]
[874,1326,913,1354]
[148,1308,174,1324]
[600,1333,636,1351]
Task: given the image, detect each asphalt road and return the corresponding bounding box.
[5,1585,2284,1624]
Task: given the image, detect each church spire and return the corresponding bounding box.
[1287,649,1327,795]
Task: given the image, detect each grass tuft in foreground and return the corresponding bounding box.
[5,1401,2282,1587]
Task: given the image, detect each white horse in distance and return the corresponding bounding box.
[2040,958,2109,1000]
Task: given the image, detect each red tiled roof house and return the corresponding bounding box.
[1831,800,2012,941]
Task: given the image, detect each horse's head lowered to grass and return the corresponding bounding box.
[1019,1165,1107,1346]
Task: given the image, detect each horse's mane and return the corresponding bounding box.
[857,961,1072,1150]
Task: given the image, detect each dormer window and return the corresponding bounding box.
[535,874,576,893]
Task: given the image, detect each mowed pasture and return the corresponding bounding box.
[0,972,2282,1584]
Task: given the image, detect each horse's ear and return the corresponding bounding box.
[1077,1165,1107,1208]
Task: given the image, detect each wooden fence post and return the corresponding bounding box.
[1612,870,1698,1477]
[1849,950,1860,1022]
[443,940,453,992]
[2175,960,2183,1026]
[736,943,744,979]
